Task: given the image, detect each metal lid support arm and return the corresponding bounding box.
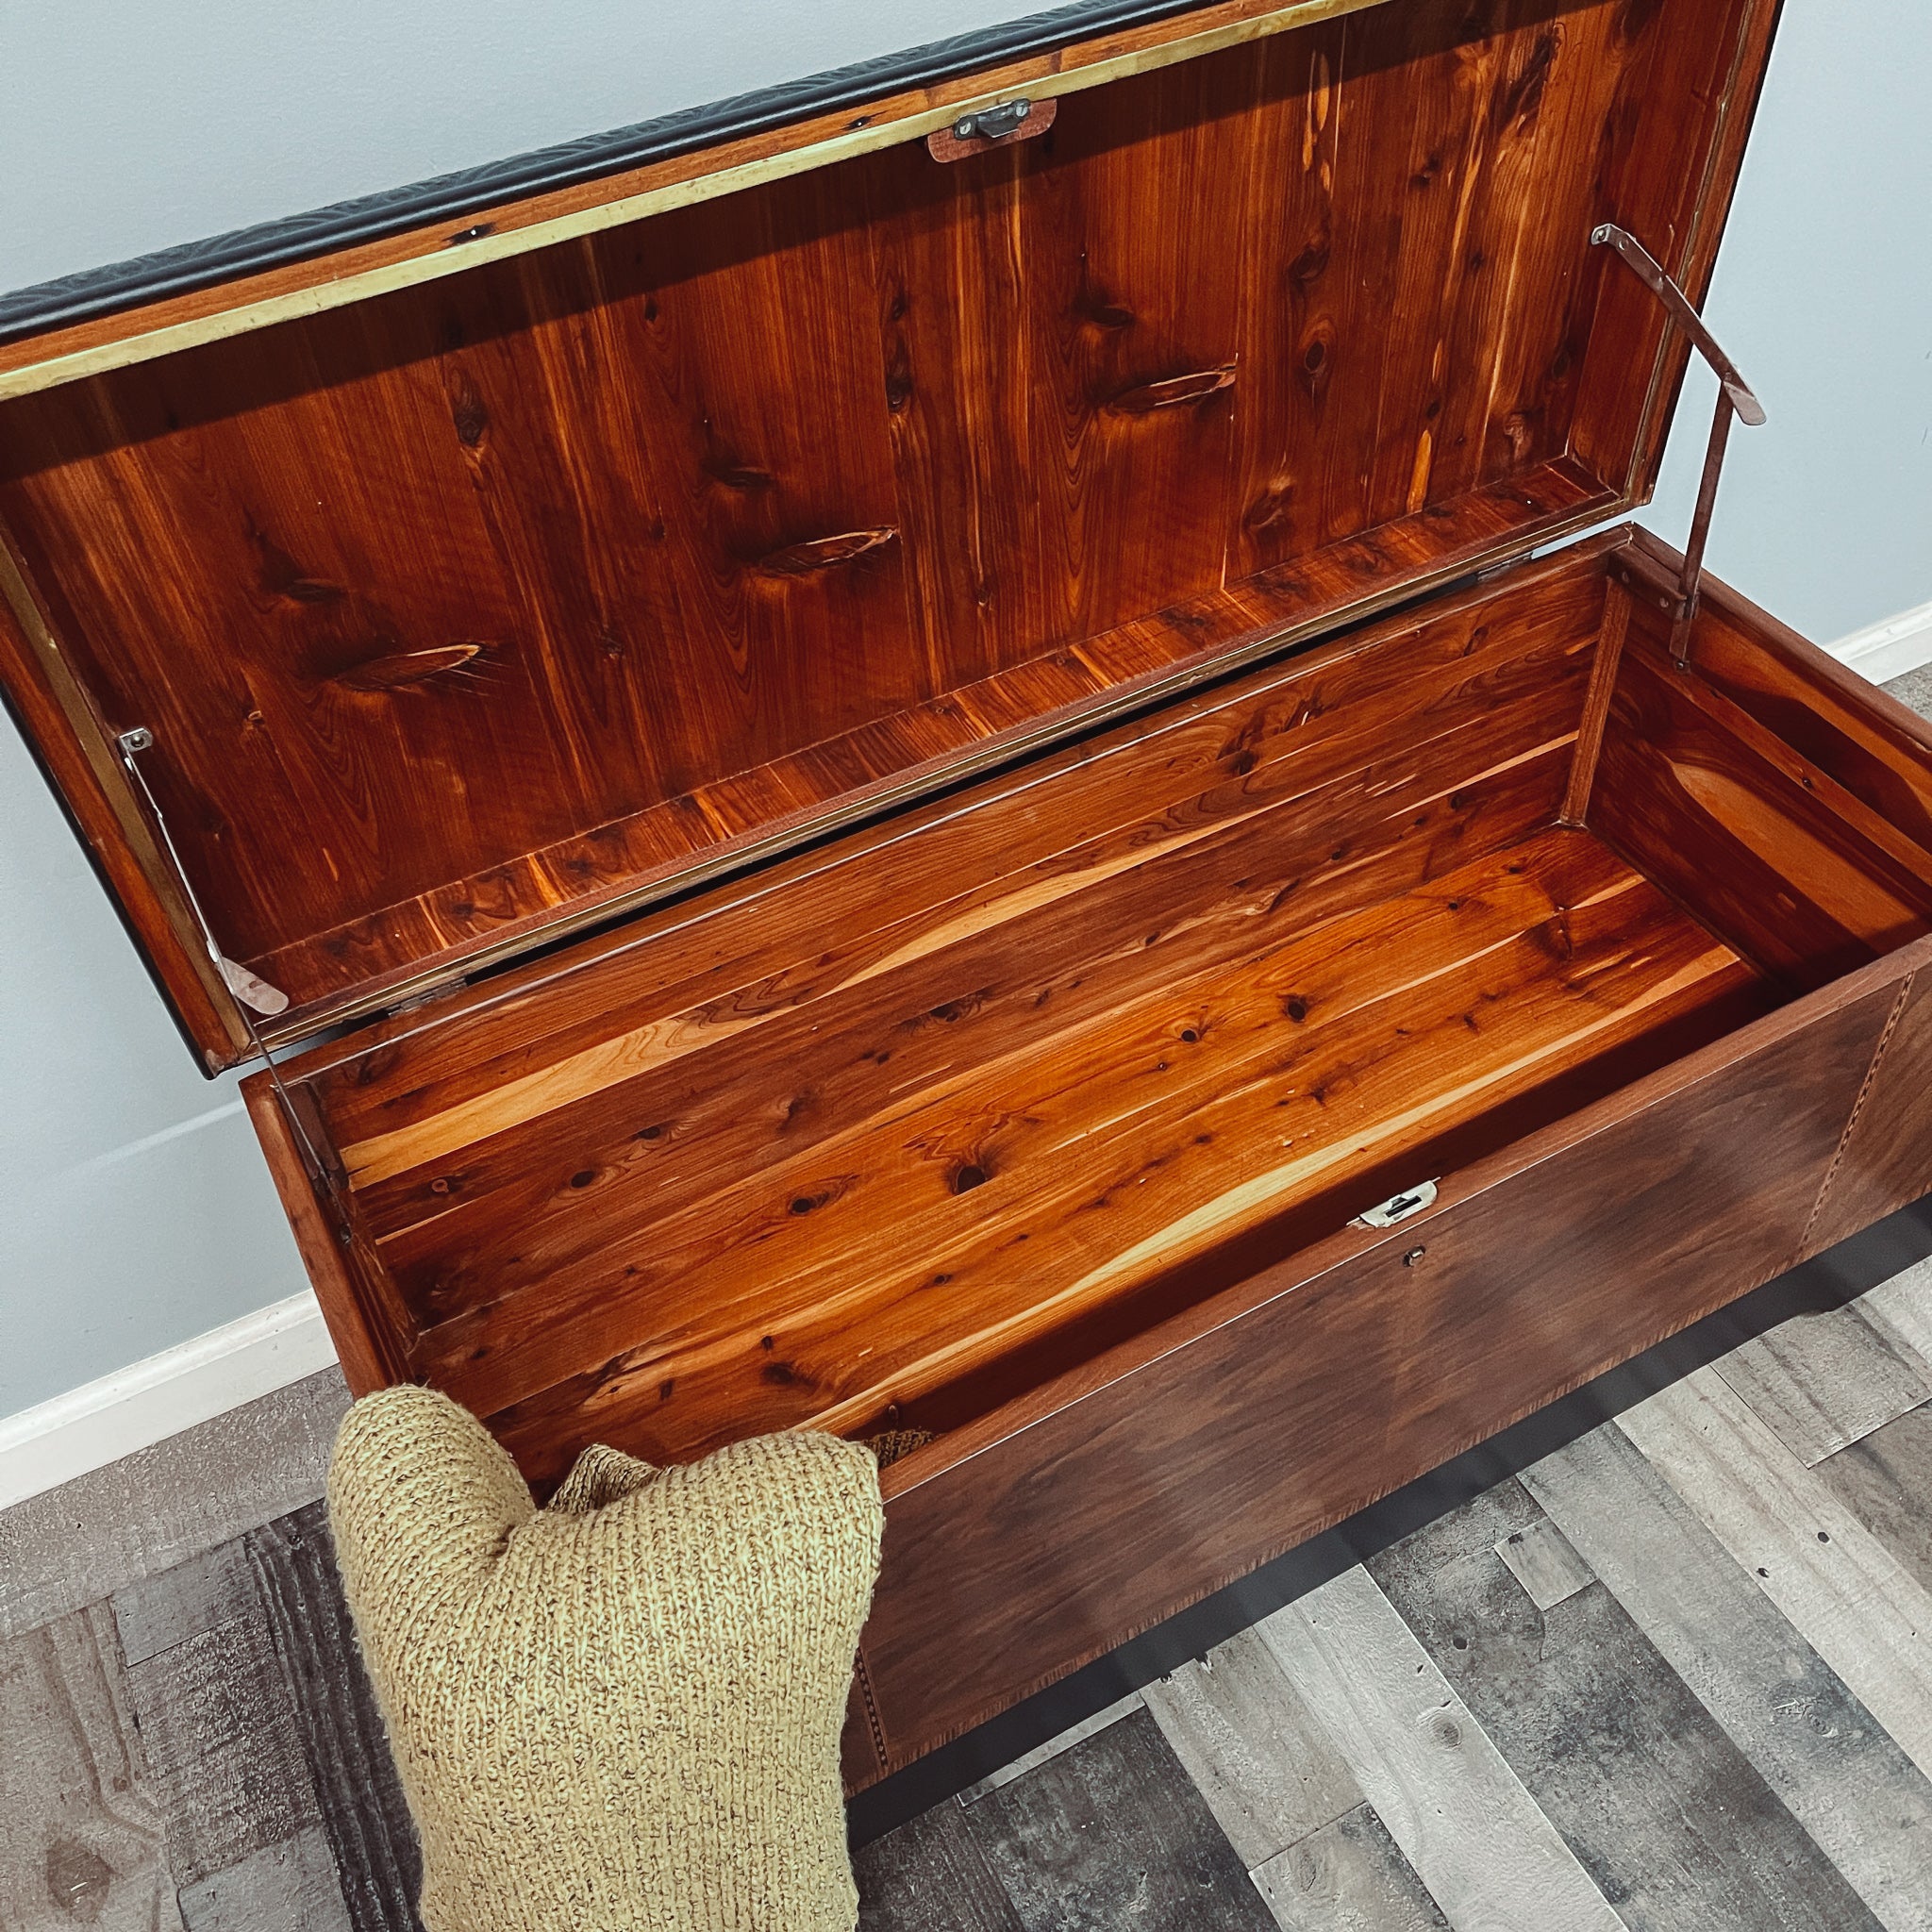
[1591,223,1767,667]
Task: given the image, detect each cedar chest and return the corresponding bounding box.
[5,0,1931,1790]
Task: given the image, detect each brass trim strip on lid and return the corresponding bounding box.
[0,0,1388,404]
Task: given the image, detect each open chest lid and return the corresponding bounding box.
[0,0,1780,1071]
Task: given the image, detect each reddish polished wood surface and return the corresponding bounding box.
[25,0,1932,1807]
[0,0,1774,1066]
[855,950,1921,1776]
[236,529,1932,1788]
[261,543,1789,1477]
[1588,557,1932,993]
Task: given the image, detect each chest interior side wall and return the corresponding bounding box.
[1574,549,1932,997]
[0,0,1767,1047]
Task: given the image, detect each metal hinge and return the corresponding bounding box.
[388,977,468,1020]
[1352,1179,1440,1229]
[951,97,1034,143]
[1591,224,1767,668]
[116,726,355,1244]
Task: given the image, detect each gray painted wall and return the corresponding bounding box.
[0,0,1025,293]
[2,0,1927,1416]
[1646,0,1931,641]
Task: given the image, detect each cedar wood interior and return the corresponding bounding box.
[258,528,1932,1492]
[1,0,1775,1066]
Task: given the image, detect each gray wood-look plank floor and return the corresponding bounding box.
[3,675,1929,1932]
[5,1257,1931,1930]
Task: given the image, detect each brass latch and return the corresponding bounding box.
[1352,1179,1440,1229]
[927,94,1057,162]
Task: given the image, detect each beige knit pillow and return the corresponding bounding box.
[326,1385,882,1932]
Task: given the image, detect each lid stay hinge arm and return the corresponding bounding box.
[1591,223,1767,667]
[116,727,356,1246]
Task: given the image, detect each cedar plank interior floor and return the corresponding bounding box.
[325,799,1775,1483]
[292,552,1816,1483]
[478,824,1765,1474]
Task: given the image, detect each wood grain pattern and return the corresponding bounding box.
[0,0,1778,1067]
[1565,0,1779,501]
[0,0,1391,398]
[1559,575,1629,825]
[1713,1303,1932,1469]
[1141,1631,1361,1870]
[855,1800,1026,1932]
[1141,1631,1457,1929]
[0,523,244,1067]
[114,1550,325,1888]
[1257,1568,1624,1930]
[961,1707,1277,1930]
[309,544,1605,1166]
[1856,1259,1932,1380]
[1816,1406,1932,1607]
[853,959,1905,1775]
[958,1694,1146,1806]
[109,1507,421,1932]
[1590,638,1932,991]
[0,1368,348,1642]
[1367,1478,1888,1931]
[471,832,1756,1472]
[1491,1517,1594,1612]
[1642,539,1932,858]
[1525,1422,1932,1929]
[0,1604,183,1932]
[175,1827,350,1932]
[240,514,1932,1783]
[1250,1804,1450,1931]
[19,1219,1932,1924]
[1804,974,1932,1259]
[72,0,1915,1804]
[274,547,1690,1464]
[246,1507,422,1932]
[1620,1369,1932,1781]
[321,554,1600,1176]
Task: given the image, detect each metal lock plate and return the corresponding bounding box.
[1352,1179,1440,1229]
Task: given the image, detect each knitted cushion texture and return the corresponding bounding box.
[326,1385,882,1932]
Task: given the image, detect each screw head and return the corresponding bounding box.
[1403,1246,1427,1268]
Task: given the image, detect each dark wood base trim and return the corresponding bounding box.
[846,1190,1932,1841]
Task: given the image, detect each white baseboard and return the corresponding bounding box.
[0,600,1925,1519]
[1827,599,1932,687]
[0,1292,339,1511]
